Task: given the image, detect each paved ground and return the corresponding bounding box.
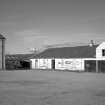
[0,70,105,105]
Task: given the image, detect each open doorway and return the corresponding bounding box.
[20,61,30,69]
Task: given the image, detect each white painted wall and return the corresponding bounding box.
[96,42,105,59]
[37,59,52,69]
[30,59,52,69]
[31,57,101,71]
[31,58,97,71]
[30,59,35,69]
[55,58,84,71]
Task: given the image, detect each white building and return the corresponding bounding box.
[30,42,105,72]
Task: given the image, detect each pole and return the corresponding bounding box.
[96,59,98,73]
[2,39,5,70]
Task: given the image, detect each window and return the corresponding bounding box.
[102,49,105,56]
[65,61,72,64]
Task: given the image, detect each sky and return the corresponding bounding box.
[0,0,105,54]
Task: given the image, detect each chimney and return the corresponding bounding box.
[89,40,94,47]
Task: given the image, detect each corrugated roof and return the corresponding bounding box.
[31,45,98,58]
[0,34,5,39]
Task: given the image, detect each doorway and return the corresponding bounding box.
[52,59,55,69]
[20,61,30,69]
[85,60,96,72]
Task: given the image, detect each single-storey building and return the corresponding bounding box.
[30,42,105,72]
[0,34,5,70]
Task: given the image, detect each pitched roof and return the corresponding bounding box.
[0,34,5,39]
[31,45,98,58]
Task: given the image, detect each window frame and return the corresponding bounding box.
[102,49,105,56]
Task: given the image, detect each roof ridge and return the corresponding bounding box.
[46,44,98,49]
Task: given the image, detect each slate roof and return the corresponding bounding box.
[0,34,5,39]
[31,45,98,58]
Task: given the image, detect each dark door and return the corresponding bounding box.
[85,60,96,72]
[20,61,30,69]
[52,59,55,69]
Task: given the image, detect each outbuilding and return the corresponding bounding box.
[30,42,105,72]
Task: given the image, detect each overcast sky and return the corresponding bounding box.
[0,0,105,54]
